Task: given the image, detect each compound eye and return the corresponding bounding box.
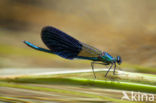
[117,56,122,65]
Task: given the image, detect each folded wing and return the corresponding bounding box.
[41,26,102,60]
[41,26,82,59]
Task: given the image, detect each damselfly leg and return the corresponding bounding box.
[91,61,96,79]
[113,63,117,75]
[91,62,115,78]
[105,63,113,77]
[91,61,109,79]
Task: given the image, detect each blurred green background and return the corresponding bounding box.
[0,0,156,68]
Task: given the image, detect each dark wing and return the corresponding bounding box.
[41,26,82,59]
[41,26,102,60]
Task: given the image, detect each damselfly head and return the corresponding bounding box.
[116,56,122,65]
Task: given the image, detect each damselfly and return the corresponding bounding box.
[24,26,122,78]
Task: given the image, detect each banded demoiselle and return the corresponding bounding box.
[24,26,122,78]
